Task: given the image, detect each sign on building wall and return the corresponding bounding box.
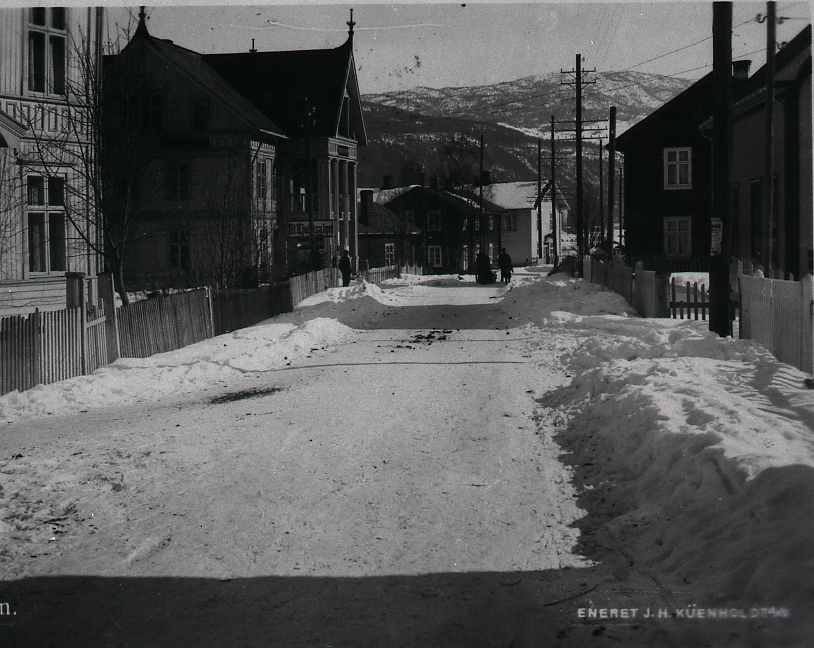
[710,217,722,254]
[287,220,335,237]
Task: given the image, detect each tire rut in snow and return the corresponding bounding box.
[209,387,283,405]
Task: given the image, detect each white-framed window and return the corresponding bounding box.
[462,217,468,231]
[488,216,495,231]
[461,244,469,271]
[28,7,66,96]
[428,245,442,268]
[504,214,518,231]
[27,174,66,274]
[169,229,190,270]
[384,242,395,265]
[664,148,691,189]
[664,216,691,257]
[488,242,497,264]
[427,210,442,231]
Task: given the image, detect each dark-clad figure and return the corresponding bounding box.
[498,248,513,284]
[338,248,352,287]
[476,251,493,285]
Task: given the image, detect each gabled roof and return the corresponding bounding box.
[483,180,570,210]
[204,40,367,144]
[616,72,714,149]
[110,20,286,139]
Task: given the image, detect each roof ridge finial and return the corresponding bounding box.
[347,8,356,39]
[135,6,149,37]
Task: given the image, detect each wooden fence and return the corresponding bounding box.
[116,289,213,358]
[740,274,813,373]
[1,265,403,396]
[364,265,398,284]
[1,304,106,397]
[290,268,340,306]
[670,279,709,320]
[212,282,292,336]
[583,256,669,318]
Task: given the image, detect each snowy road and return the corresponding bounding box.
[1,325,587,580]
[3,273,812,646]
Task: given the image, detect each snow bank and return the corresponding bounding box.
[0,318,354,423]
[529,275,814,613]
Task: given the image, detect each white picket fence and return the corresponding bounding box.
[740,275,813,373]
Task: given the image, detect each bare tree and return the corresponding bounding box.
[436,133,479,188]
[21,12,162,305]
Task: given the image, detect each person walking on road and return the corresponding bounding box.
[498,248,513,284]
[338,248,353,287]
[476,250,493,285]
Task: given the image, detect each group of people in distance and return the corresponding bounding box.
[336,247,513,287]
[476,248,513,285]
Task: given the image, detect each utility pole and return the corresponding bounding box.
[598,138,603,251]
[304,98,317,269]
[551,114,558,267]
[537,138,543,261]
[710,1,733,337]
[618,166,624,249]
[606,106,617,254]
[759,2,777,273]
[562,54,596,268]
[479,134,485,252]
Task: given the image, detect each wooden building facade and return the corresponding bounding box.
[0,7,105,315]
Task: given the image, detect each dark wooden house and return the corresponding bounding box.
[615,71,718,273]
[103,11,366,291]
[372,184,505,274]
[357,189,422,269]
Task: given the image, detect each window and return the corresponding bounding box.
[27,175,67,274]
[428,245,442,268]
[166,162,190,200]
[488,216,494,231]
[193,101,209,131]
[461,244,469,271]
[462,217,468,232]
[256,160,267,210]
[664,148,691,189]
[28,176,45,205]
[384,243,395,266]
[132,95,163,132]
[28,7,66,96]
[169,230,190,270]
[427,210,442,231]
[488,243,497,264]
[664,217,691,257]
[504,214,518,231]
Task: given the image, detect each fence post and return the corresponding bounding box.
[31,308,41,387]
[802,274,814,374]
[98,273,120,363]
[66,272,87,374]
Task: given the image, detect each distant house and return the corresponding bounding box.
[0,7,105,315]
[728,25,811,280]
[483,180,571,265]
[357,189,422,269]
[615,71,718,273]
[103,11,366,291]
[370,183,505,273]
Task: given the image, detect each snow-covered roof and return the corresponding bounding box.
[482,182,540,210]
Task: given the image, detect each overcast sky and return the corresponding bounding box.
[114,1,811,94]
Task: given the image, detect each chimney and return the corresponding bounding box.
[360,189,374,225]
[732,60,751,83]
[481,170,491,186]
[430,177,439,190]
[382,175,393,190]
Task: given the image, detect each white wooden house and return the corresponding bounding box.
[0,7,105,315]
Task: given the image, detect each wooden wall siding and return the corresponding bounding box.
[116,289,213,358]
[0,277,67,315]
